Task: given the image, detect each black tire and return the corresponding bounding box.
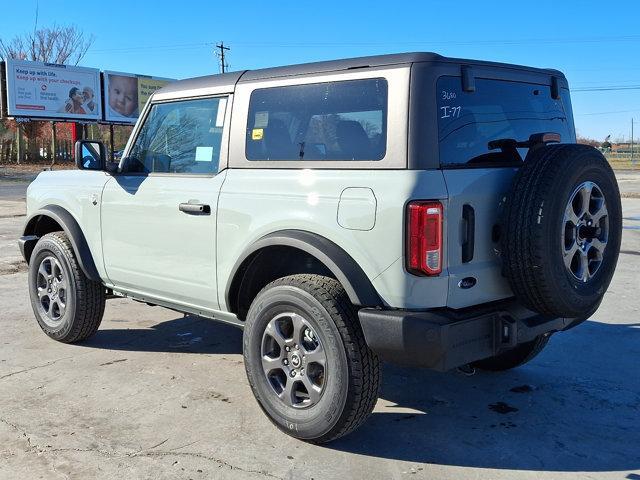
[502,144,622,318]
[472,334,550,371]
[243,274,380,443]
[28,232,105,343]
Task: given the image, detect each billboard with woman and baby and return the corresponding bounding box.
[0,60,175,123]
[103,71,174,124]
[4,59,102,121]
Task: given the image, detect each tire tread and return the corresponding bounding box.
[33,232,105,343]
[247,274,380,443]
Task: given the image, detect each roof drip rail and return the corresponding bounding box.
[461,66,475,93]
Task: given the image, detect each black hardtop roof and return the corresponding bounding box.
[156,52,565,96]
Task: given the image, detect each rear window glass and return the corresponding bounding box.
[437,76,574,167]
[246,78,387,161]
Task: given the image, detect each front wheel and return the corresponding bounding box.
[243,274,380,443]
[28,232,105,343]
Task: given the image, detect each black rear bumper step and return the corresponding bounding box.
[358,303,576,371]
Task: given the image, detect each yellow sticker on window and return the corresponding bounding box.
[252,128,264,140]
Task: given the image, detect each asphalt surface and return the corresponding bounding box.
[0,175,639,479]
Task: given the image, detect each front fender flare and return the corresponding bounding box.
[22,205,101,282]
[225,229,382,310]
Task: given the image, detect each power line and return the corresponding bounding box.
[576,109,640,116]
[88,42,215,53]
[572,85,640,92]
[85,34,640,55]
[571,79,640,86]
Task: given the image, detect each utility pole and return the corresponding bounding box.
[51,121,57,168]
[15,126,22,165]
[215,42,230,73]
[632,118,635,165]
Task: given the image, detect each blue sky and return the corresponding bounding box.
[2,0,639,140]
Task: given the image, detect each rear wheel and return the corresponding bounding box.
[28,232,105,343]
[243,274,380,443]
[473,334,550,371]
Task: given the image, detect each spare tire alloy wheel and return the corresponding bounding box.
[501,144,622,319]
[261,312,327,408]
[563,181,609,283]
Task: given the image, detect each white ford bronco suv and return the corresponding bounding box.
[20,53,622,443]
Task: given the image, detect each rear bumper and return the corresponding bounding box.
[358,300,577,371]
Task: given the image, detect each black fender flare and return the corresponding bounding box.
[225,229,382,309]
[22,205,101,282]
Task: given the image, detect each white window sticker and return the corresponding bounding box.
[215,98,227,128]
[254,111,269,128]
[195,146,214,162]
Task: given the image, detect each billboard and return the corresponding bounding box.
[103,71,174,124]
[5,59,102,121]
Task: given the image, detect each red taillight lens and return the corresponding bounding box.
[406,201,443,276]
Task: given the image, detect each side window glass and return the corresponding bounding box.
[126,97,227,174]
[246,78,387,161]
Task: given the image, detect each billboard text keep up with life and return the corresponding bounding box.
[5,59,102,121]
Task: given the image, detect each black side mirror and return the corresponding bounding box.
[75,140,106,171]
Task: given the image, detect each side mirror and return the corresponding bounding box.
[74,140,106,171]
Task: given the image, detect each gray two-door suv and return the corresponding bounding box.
[19,53,622,442]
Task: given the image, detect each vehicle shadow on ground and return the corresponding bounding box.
[80,316,640,472]
[81,315,243,355]
[328,319,640,473]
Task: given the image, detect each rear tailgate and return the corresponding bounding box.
[443,168,515,309]
[434,74,575,309]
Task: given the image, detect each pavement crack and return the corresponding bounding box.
[168,440,199,451]
[134,437,169,454]
[99,358,128,367]
[131,450,284,479]
[0,416,33,449]
[0,356,75,381]
[18,441,283,479]
[46,447,119,457]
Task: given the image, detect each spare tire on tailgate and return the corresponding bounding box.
[501,144,622,318]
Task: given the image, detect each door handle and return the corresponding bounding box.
[461,204,475,263]
[179,202,211,215]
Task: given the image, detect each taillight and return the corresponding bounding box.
[406,201,443,276]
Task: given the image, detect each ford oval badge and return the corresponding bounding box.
[458,277,477,289]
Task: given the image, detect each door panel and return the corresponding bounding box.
[101,173,225,309]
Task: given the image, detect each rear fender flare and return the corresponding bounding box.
[225,229,382,311]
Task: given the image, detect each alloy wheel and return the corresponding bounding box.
[35,256,67,325]
[562,181,609,282]
[261,312,327,409]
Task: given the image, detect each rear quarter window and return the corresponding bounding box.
[246,78,388,161]
[437,76,574,167]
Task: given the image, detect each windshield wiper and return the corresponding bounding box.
[488,132,561,162]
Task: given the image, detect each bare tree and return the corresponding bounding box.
[0,25,94,65]
[0,25,94,164]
